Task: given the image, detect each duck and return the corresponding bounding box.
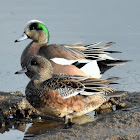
[15,20,128,79]
[15,55,127,128]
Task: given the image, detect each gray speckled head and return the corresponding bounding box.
[27,55,53,82]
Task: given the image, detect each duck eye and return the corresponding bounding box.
[31,60,38,65]
[29,23,38,30]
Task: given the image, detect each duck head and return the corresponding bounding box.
[15,20,49,44]
[15,55,53,82]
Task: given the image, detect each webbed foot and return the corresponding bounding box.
[63,116,75,129]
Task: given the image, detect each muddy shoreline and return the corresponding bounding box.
[33,111,139,140]
[32,92,140,140]
[0,91,139,140]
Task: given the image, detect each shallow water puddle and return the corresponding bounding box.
[24,119,63,139]
[0,118,63,139]
[0,119,32,140]
[0,112,98,140]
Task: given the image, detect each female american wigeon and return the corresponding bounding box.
[15,55,126,128]
[15,20,128,79]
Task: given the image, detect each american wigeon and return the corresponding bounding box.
[15,55,126,128]
[15,20,128,79]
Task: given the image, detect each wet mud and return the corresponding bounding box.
[0,91,139,140]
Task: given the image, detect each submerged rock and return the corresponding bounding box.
[0,91,39,117]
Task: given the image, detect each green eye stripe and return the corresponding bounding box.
[38,22,49,42]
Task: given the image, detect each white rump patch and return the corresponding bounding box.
[80,60,101,78]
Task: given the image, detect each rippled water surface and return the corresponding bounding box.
[0,0,140,139]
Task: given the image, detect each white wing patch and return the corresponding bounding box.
[51,58,91,65]
[51,58,77,65]
[51,58,101,78]
[57,87,84,98]
[80,91,104,96]
[62,91,81,98]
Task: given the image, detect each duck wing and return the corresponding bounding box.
[43,74,114,98]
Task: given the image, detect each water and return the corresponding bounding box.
[0,115,97,140]
[0,122,32,140]
[0,0,140,139]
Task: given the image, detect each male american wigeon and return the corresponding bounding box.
[15,20,128,79]
[15,55,126,128]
